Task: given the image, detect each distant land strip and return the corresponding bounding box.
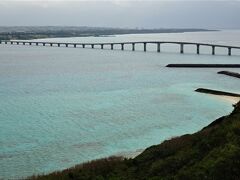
[195,88,240,97]
[218,71,240,79]
[0,26,216,40]
[166,64,240,68]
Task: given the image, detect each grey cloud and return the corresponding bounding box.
[0,1,239,29]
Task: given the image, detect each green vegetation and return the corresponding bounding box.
[0,26,214,40]
[30,101,240,180]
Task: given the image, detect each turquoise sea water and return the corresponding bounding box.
[1,30,240,179]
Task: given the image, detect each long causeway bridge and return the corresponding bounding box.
[1,40,240,56]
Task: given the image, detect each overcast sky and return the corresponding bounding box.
[0,0,240,29]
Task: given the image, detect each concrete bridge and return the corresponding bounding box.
[1,40,240,56]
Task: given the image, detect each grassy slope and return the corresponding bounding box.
[32,102,240,180]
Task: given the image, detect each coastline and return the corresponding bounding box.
[30,100,240,179]
[18,87,240,179]
[91,87,240,168]
[208,94,240,104]
[121,93,240,159]
[75,92,240,171]
[116,149,144,159]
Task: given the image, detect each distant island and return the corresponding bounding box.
[0,26,216,40]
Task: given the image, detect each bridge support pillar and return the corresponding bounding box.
[180,44,184,54]
[29,42,32,45]
[197,44,200,54]
[11,42,13,45]
[5,41,7,44]
[82,44,85,48]
[91,44,94,49]
[43,43,45,46]
[132,43,135,51]
[111,44,113,50]
[17,42,19,45]
[144,43,146,52]
[36,43,38,46]
[50,43,53,47]
[23,42,25,45]
[101,44,104,49]
[66,44,68,47]
[74,44,76,48]
[157,43,161,52]
[121,43,124,50]
[212,46,215,55]
[58,43,60,47]
[228,47,232,56]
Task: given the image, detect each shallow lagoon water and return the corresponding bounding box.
[1,31,240,179]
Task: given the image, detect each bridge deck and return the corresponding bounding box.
[2,40,240,49]
[1,40,240,56]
